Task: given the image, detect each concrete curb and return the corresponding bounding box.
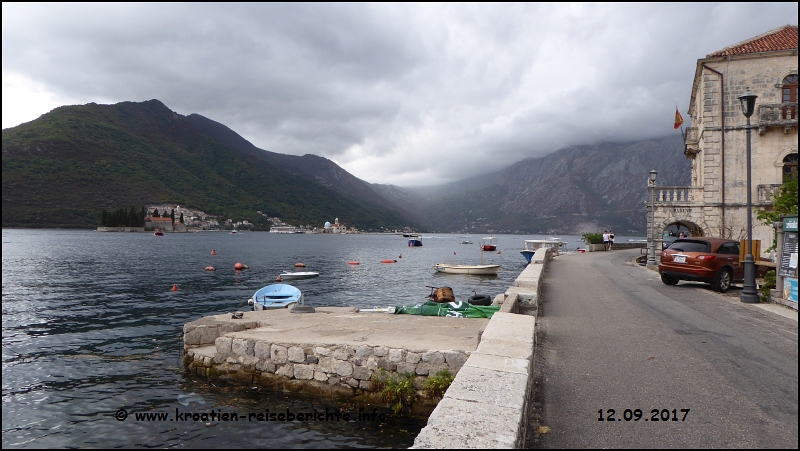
[412,248,550,448]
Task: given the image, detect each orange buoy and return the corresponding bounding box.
[171,283,178,291]
[454,251,457,255]
[205,266,215,271]
[348,261,360,265]
[234,262,244,270]
[497,251,501,254]
[398,254,402,258]
[381,259,397,263]
[211,250,216,255]
[295,262,306,268]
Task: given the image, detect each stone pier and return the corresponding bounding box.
[183,306,484,414]
[183,247,553,446]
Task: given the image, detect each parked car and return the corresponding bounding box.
[658,237,743,292]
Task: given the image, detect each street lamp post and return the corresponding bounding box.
[739,89,759,303]
[647,169,658,267]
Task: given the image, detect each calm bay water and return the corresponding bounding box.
[2,229,609,448]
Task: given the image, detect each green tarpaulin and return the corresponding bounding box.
[394,300,500,318]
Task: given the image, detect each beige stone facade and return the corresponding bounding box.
[649,26,798,260]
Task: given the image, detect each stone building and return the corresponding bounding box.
[649,25,798,259]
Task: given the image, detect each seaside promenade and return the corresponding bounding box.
[525,249,797,448]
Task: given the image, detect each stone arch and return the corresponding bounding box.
[776,69,798,86]
[776,147,798,164]
[656,218,705,248]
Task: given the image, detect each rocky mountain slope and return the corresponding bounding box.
[415,136,691,234]
[1,100,418,230]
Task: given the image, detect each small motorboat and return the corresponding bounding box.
[277,271,319,280]
[408,234,422,247]
[154,228,164,236]
[248,284,303,310]
[434,243,500,275]
[460,236,473,244]
[433,263,501,275]
[520,239,566,263]
[481,236,497,251]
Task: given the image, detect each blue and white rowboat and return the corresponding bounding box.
[248,284,303,310]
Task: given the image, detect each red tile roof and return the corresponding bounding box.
[707,25,797,57]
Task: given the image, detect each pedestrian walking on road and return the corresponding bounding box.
[602,230,610,251]
[608,231,615,250]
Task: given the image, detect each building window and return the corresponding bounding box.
[784,153,798,182]
[782,74,798,120]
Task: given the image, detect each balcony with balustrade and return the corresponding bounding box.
[757,102,798,135]
[653,186,705,206]
[757,184,782,206]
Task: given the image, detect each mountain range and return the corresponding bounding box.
[2,99,690,233]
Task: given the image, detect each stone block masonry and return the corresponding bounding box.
[183,307,484,415]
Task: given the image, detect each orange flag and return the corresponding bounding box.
[674,108,684,129]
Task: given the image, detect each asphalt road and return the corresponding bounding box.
[526,249,798,449]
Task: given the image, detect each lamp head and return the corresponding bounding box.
[649,169,658,183]
[738,89,757,118]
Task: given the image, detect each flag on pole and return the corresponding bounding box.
[674,108,684,129]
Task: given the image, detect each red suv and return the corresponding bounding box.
[658,237,744,292]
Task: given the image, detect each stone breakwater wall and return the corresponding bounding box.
[412,247,552,449]
[182,308,473,414]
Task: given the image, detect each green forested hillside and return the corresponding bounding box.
[1,100,417,230]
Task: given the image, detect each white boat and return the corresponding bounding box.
[432,263,501,275]
[520,239,564,263]
[248,284,303,310]
[277,271,319,280]
[460,236,473,244]
[433,245,500,275]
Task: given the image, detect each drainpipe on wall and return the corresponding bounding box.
[702,63,726,234]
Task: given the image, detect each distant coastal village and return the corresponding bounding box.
[96,204,406,234]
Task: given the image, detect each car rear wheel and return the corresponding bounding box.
[712,268,732,292]
[660,274,679,285]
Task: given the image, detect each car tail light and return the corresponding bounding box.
[696,255,716,260]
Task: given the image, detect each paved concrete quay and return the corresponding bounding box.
[186,306,488,355]
[183,306,487,414]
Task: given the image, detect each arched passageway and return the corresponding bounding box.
[658,220,704,249]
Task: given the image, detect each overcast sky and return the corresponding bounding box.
[3,3,797,186]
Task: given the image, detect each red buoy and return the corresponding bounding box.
[348,261,360,265]
[171,283,178,291]
[295,262,306,268]
[205,266,215,271]
[381,259,397,263]
[234,262,244,270]
[211,250,216,255]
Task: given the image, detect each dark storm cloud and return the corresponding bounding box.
[2,2,797,185]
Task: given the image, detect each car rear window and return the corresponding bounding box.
[666,240,710,253]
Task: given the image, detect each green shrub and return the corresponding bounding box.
[371,370,417,414]
[760,269,776,302]
[582,232,604,245]
[424,369,454,399]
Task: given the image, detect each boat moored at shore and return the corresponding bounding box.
[520,239,564,263]
[248,284,303,310]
